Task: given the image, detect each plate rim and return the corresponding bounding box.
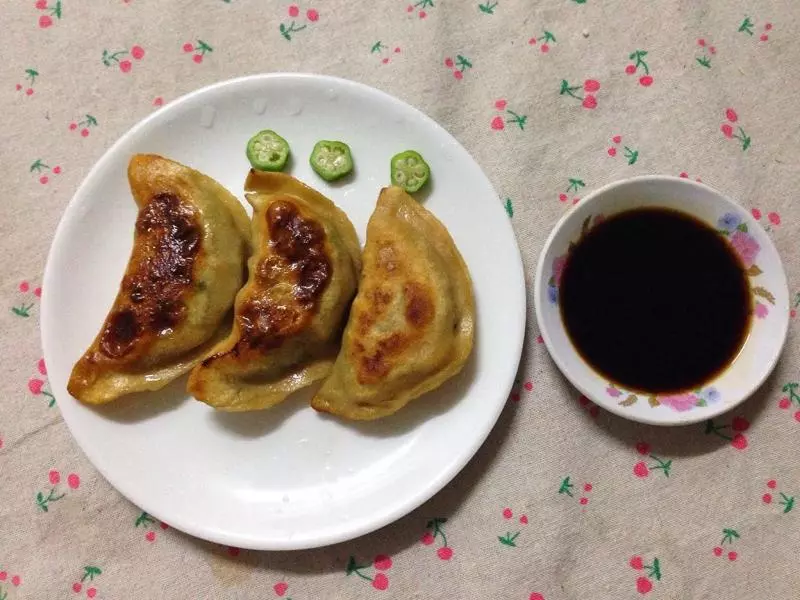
[41,72,527,550]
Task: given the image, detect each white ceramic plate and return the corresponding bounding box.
[41,74,525,550]
[535,176,789,426]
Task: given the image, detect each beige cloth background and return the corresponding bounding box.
[1,0,799,598]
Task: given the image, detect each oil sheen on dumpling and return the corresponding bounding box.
[311,186,475,420]
[187,170,361,411]
[67,154,250,404]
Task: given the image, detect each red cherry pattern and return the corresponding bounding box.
[678,171,702,182]
[182,40,214,63]
[528,31,555,54]
[347,554,392,590]
[560,79,601,109]
[761,478,795,513]
[636,576,652,594]
[705,417,750,450]
[629,556,660,594]
[421,518,453,559]
[0,571,21,587]
[373,554,392,571]
[731,433,748,450]
[443,55,472,79]
[490,99,527,131]
[372,573,389,590]
[623,50,654,86]
[437,546,453,560]
[575,394,600,418]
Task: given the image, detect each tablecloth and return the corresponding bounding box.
[2,0,799,598]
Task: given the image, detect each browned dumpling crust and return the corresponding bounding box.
[311,186,475,420]
[188,171,361,411]
[68,154,250,404]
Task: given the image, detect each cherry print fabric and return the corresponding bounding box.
[1,0,799,598]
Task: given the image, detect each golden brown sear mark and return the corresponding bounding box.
[355,282,435,385]
[98,193,201,359]
[236,200,331,352]
[404,281,434,328]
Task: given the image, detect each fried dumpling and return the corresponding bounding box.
[311,186,474,420]
[187,171,361,411]
[68,154,250,404]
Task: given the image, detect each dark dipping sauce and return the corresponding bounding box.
[559,207,751,394]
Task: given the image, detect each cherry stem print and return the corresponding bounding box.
[79,115,98,128]
[695,39,716,69]
[529,30,556,52]
[345,558,372,581]
[478,1,497,14]
[29,159,49,173]
[25,69,39,85]
[425,517,448,547]
[566,178,585,193]
[720,110,751,149]
[783,382,800,405]
[644,557,661,580]
[558,476,574,497]
[631,555,662,594]
[492,101,528,131]
[280,21,306,40]
[40,1,62,18]
[721,528,740,545]
[559,80,583,100]
[636,454,672,477]
[415,0,434,8]
[12,303,34,317]
[498,531,520,547]
[727,126,751,151]
[778,492,795,513]
[629,50,650,74]
[135,511,155,527]
[101,49,129,67]
[30,381,56,407]
[623,146,639,164]
[194,40,213,55]
[504,198,513,217]
[81,566,102,582]
[35,487,65,512]
[345,557,389,590]
[705,418,748,449]
[559,79,599,108]
[371,41,386,53]
[455,54,472,72]
[739,17,754,35]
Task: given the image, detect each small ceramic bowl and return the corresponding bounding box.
[534,176,790,426]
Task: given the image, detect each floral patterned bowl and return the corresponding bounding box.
[534,176,789,426]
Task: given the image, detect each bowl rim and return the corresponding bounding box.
[533,174,790,426]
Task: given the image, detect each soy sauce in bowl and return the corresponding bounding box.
[558,207,751,394]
